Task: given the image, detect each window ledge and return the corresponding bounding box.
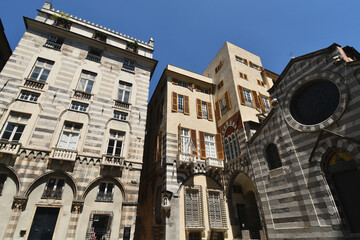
[269,166,290,179]
[16,99,37,104]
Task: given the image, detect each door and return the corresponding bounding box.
[28,207,59,240]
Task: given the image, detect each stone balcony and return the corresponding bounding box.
[113,100,130,110]
[101,155,125,168]
[0,141,21,157]
[177,152,196,169]
[50,148,77,162]
[205,157,224,171]
[73,90,92,100]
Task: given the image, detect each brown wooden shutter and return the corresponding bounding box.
[172,92,178,112]
[196,99,202,118]
[238,85,245,105]
[244,59,248,65]
[258,92,265,112]
[190,129,197,156]
[215,101,221,120]
[260,66,263,71]
[199,131,206,159]
[207,102,213,121]
[184,95,190,115]
[215,133,224,160]
[249,61,253,67]
[225,92,231,111]
[252,90,260,109]
[172,79,178,85]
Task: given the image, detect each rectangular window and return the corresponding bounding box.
[113,111,128,121]
[235,56,248,65]
[205,134,216,158]
[201,102,208,119]
[215,60,223,74]
[243,89,253,107]
[185,187,203,228]
[76,70,96,93]
[219,97,227,116]
[87,213,112,240]
[122,58,135,72]
[181,128,191,154]
[261,96,271,111]
[44,35,63,50]
[250,61,263,71]
[178,81,189,88]
[257,79,265,87]
[118,81,132,103]
[70,101,88,112]
[29,58,54,82]
[42,178,65,199]
[0,173,7,196]
[239,72,248,80]
[86,48,102,63]
[97,182,114,202]
[208,191,223,228]
[18,90,40,102]
[0,113,30,142]
[57,122,81,150]
[217,80,224,90]
[107,131,124,156]
[178,95,184,113]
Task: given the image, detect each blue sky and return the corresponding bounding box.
[1,0,359,98]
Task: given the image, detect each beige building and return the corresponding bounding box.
[0,2,156,240]
[136,42,277,239]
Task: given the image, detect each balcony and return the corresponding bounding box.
[114,100,130,110]
[24,78,45,90]
[50,148,77,162]
[0,141,21,156]
[54,18,71,30]
[96,192,113,202]
[101,155,124,168]
[42,189,63,200]
[205,157,224,171]
[177,152,196,169]
[44,40,62,51]
[73,90,92,100]
[86,53,101,63]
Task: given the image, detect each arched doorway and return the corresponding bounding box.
[323,150,360,235]
[228,173,263,239]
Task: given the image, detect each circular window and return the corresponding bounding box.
[290,80,340,125]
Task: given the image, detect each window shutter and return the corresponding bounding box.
[215,133,224,160]
[252,90,260,109]
[215,101,221,120]
[199,131,206,159]
[172,79,178,85]
[184,95,190,115]
[190,129,197,156]
[172,92,178,112]
[244,59,248,65]
[225,91,231,111]
[207,102,213,121]
[196,99,202,118]
[238,85,245,105]
[249,61,253,67]
[260,66,263,71]
[258,93,265,112]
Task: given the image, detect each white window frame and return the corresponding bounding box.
[178,95,184,113]
[107,130,124,156]
[76,71,96,93]
[29,58,54,82]
[262,96,271,111]
[219,97,227,116]
[0,113,29,142]
[201,101,208,120]
[70,101,88,112]
[207,190,223,228]
[181,128,191,154]
[57,122,81,150]
[18,90,40,103]
[224,132,240,161]
[205,134,216,158]
[243,89,253,107]
[113,111,128,121]
[117,81,132,103]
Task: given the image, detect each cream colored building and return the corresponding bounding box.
[137,43,278,240]
[0,2,156,240]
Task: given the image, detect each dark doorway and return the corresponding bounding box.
[90,214,111,240]
[28,207,60,240]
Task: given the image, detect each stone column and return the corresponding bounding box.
[3,196,27,240]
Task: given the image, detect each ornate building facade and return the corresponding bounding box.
[0,2,156,240]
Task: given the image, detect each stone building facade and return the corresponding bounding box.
[0,2,156,240]
[137,42,360,240]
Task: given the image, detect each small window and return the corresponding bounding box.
[235,56,248,65]
[178,95,184,113]
[42,178,65,199]
[250,61,263,71]
[215,60,223,74]
[217,80,224,90]
[18,90,40,103]
[178,81,189,88]
[243,89,253,107]
[219,97,228,116]
[118,81,132,103]
[29,58,54,82]
[86,48,102,63]
[0,173,8,196]
[201,102,208,120]
[265,143,282,170]
[261,96,271,111]
[239,72,248,80]
[70,101,88,112]
[57,122,82,150]
[113,111,128,121]
[76,71,96,93]
[122,59,135,72]
[0,113,30,142]
[257,79,265,87]
[107,131,124,156]
[44,35,63,50]
[97,182,114,202]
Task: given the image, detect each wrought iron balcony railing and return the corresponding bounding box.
[44,40,62,51]
[42,189,63,200]
[24,78,45,90]
[86,53,101,63]
[96,192,113,202]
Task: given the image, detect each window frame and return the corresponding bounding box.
[117,81,132,103]
[76,70,96,93]
[42,177,65,199]
[18,90,40,103]
[113,111,128,121]
[70,101,89,112]
[96,182,114,202]
[205,134,217,158]
[0,113,29,142]
[243,88,253,107]
[106,130,125,157]
[57,122,82,150]
[29,58,54,82]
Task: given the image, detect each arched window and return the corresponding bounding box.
[265,143,282,170]
[324,151,360,234]
[224,132,241,162]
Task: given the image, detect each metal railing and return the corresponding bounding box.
[44,40,62,50]
[114,100,130,110]
[86,53,101,63]
[24,79,45,90]
[42,189,63,199]
[96,192,113,202]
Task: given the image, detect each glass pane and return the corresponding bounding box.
[99,182,106,193]
[106,183,114,194]
[68,133,79,150]
[47,178,56,189]
[85,80,94,93]
[30,67,41,79]
[56,179,65,189]
[124,91,130,103]
[77,79,86,91]
[39,69,50,82]
[57,132,70,148]
[115,141,122,156]
[118,89,124,101]
[107,139,115,155]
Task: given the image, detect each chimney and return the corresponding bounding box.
[43,1,52,10]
